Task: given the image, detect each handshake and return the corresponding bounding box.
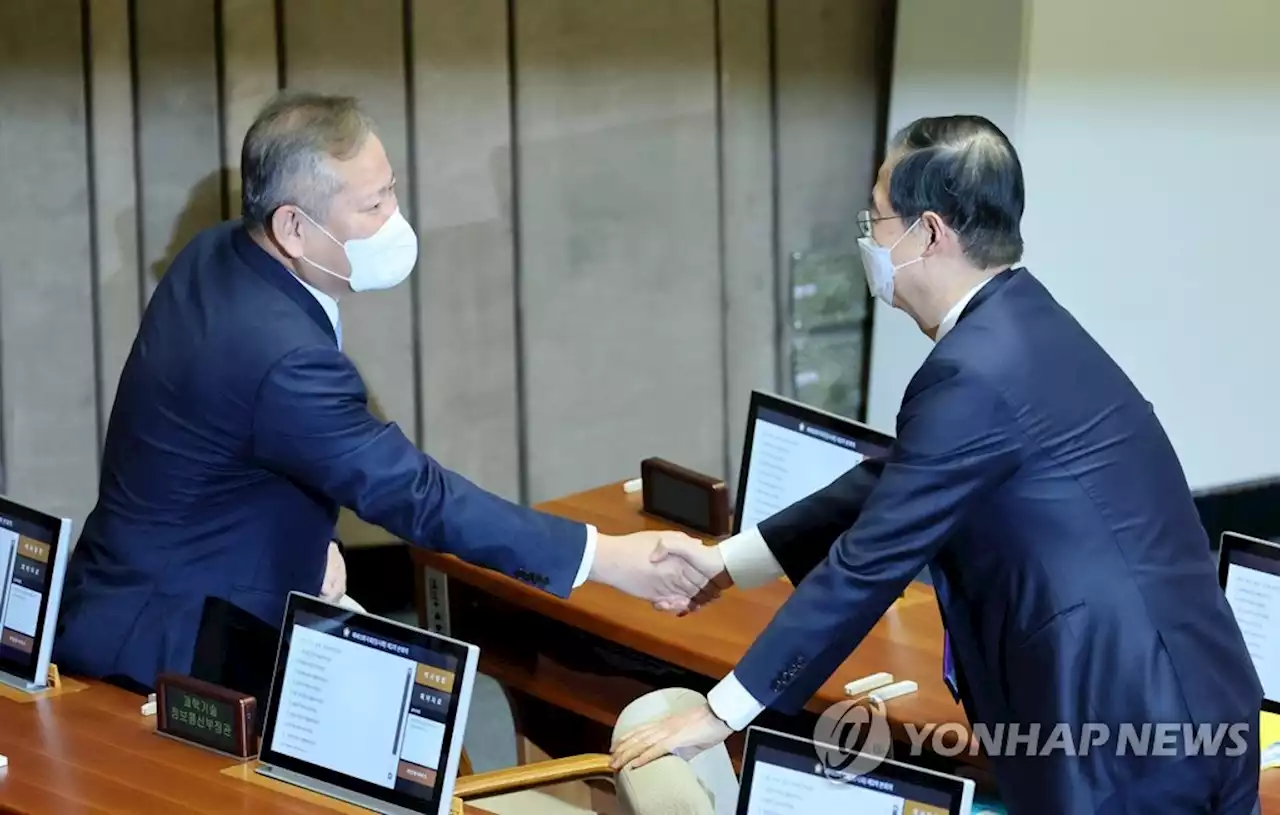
[588,531,732,613]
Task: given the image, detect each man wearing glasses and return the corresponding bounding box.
[613,115,1263,814]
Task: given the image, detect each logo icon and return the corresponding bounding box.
[813,697,892,778]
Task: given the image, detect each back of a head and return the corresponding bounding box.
[240,91,374,232]
[887,115,1025,269]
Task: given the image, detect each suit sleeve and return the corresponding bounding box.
[728,364,1021,715]
[250,346,588,597]
[757,459,886,584]
[718,460,884,590]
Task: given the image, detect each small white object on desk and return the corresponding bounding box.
[869,680,919,704]
[622,478,643,494]
[844,672,895,698]
[0,753,8,769]
[336,594,367,613]
[140,692,157,717]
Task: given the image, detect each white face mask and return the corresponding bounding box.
[298,207,418,292]
[857,219,923,306]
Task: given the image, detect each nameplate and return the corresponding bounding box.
[155,673,257,760]
[639,458,731,537]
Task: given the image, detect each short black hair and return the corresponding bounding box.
[240,91,374,230]
[886,115,1024,268]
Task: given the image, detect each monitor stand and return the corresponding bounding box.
[0,670,46,694]
[255,764,427,815]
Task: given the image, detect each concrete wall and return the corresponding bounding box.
[0,0,892,533]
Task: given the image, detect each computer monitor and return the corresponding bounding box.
[1218,531,1280,715]
[257,592,479,815]
[0,496,72,691]
[737,727,975,814]
[734,391,893,534]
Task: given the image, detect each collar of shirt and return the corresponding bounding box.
[934,278,991,342]
[293,274,341,339]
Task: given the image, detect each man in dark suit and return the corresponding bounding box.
[618,115,1262,813]
[54,92,713,697]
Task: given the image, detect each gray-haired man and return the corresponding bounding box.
[56,92,717,698]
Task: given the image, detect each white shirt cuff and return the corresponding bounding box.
[718,526,784,590]
[707,672,766,732]
[572,524,597,588]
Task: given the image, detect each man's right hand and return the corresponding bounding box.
[650,535,733,614]
[590,531,727,612]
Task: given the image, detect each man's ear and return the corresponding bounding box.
[269,206,306,259]
[919,211,949,257]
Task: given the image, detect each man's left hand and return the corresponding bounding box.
[321,541,346,601]
[609,701,733,771]
[590,531,722,612]
[649,536,732,614]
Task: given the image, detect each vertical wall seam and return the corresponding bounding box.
[127,0,146,320]
[766,0,783,395]
[856,0,899,422]
[403,0,426,450]
[506,0,530,504]
[213,0,230,222]
[713,0,731,480]
[81,0,106,462]
[274,0,287,88]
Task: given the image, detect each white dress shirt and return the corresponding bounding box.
[707,277,992,730]
[293,277,597,588]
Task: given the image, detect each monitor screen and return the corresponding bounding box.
[735,392,893,534]
[259,593,477,815]
[0,497,70,684]
[1219,532,1280,714]
[738,728,973,815]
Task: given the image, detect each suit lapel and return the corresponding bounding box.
[231,225,337,345]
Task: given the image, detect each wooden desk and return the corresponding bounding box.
[415,481,963,755]
[0,679,482,814]
[414,479,1280,810]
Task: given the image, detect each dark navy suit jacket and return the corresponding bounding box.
[738,269,1262,813]
[55,223,586,690]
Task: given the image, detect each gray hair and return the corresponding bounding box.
[887,115,1025,269]
[240,91,375,230]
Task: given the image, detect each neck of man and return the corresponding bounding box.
[248,226,346,301]
[904,262,1008,339]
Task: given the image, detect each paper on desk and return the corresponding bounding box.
[1262,711,1280,770]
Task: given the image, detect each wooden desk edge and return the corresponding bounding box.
[412,481,952,733]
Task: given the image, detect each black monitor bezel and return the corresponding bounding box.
[0,496,69,684]
[258,592,476,814]
[733,390,894,534]
[1218,530,1280,714]
[736,727,970,815]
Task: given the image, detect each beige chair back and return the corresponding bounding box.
[612,688,732,815]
